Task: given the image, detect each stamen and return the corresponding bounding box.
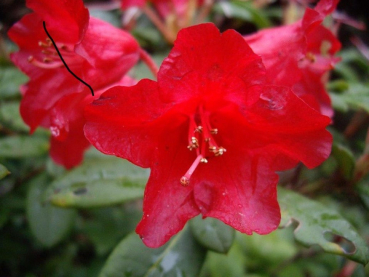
[182,107,227,186]
[195,126,203,133]
[28,56,63,69]
[38,41,51,48]
[210,128,218,134]
[215,147,226,156]
[306,52,316,62]
[187,136,199,150]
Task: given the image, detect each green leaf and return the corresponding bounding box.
[330,83,369,113]
[356,176,369,210]
[214,1,271,28]
[82,206,142,256]
[45,157,149,208]
[331,143,355,180]
[26,174,76,247]
[0,101,29,132]
[0,163,10,180]
[190,216,235,253]
[0,136,49,158]
[0,67,28,100]
[99,226,207,277]
[201,241,245,277]
[278,187,369,265]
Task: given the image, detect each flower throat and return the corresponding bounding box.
[180,106,226,186]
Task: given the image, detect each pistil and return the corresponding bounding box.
[180,154,206,186]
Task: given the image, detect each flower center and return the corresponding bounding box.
[28,38,75,69]
[180,106,226,186]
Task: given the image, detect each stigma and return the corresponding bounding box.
[180,107,226,186]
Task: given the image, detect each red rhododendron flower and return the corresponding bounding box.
[244,0,341,117]
[85,23,332,247]
[8,0,140,168]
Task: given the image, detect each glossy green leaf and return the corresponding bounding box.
[331,143,355,180]
[0,136,49,158]
[45,157,149,208]
[201,241,245,277]
[0,66,28,100]
[99,226,207,277]
[26,174,76,247]
[0,101,29,132]
[0,163,10,180]
[278,187,369,265]
[190,216,235,253]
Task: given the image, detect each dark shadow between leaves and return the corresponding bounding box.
[323,231,356,254]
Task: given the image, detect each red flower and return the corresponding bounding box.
[244,0,341,117]
[8,0,140,168]
[85,23,332,247]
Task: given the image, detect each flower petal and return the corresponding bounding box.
[26,0,89,43]
[75,17,140,78]
[84,79,173,168]
[49,93,91,169]
[136,125,201,248]
[158,23,265,103]
[192,153,280,235]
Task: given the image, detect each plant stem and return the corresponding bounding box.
[142,5,176,44]
[139,48,159,79]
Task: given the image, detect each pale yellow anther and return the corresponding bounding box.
[200,158,208,163]
[214,147,226,156]
[209,146,217,152]
[187,137,199,150]
[210,128,218,135]
[43,57,53,63]
[195,126,203,133]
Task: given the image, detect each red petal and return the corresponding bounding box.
[158,23,265,103]
[20,71,82,132]
[234,86,332,169]
[26,0,89,43]
[192,154,280,235]
[84,79,172,168]
[75,17,139,76]
[245,22,305,87]
[49,93,91,169]
[136,126,200,248]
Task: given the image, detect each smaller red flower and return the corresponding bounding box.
[244,0,341,117]
[8,0,140,168]
[85,23,332,247]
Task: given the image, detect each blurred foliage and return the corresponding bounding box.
[1,0,369,276]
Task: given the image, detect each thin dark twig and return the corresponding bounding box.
[42,21,94,96]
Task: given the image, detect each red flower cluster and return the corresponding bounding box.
[9,0,339,248]
[8,0,140,168]
[85,23,332,247]
[245,0,341,117]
